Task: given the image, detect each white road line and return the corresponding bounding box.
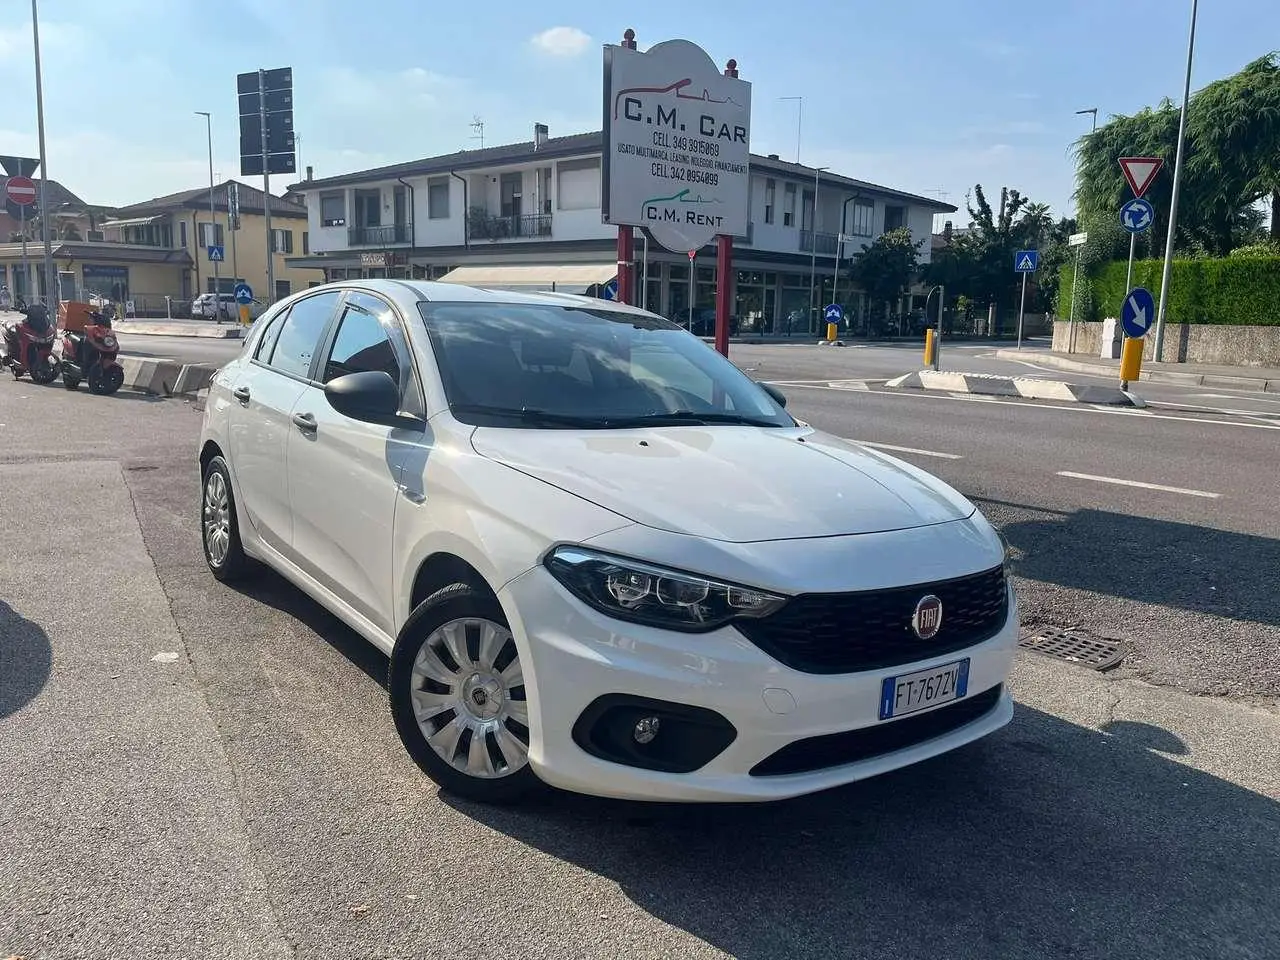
[853,440,964,460]
[1190,392,1280,405]
[1056,471,1220,499]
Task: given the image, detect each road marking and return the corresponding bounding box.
[853,440,963,460]
[1055,471,1220,499]
[1189,392,1280,405]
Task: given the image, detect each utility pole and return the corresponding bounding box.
[196,111,220,315]
[32,0,56,310]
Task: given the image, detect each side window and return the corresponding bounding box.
[253,307,288,360]
[323,305,400,385]
[266,291,342,379]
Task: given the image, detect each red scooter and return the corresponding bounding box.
[1,303,60,384]
[62,308,123,394]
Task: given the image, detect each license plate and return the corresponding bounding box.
[878,659,970,721]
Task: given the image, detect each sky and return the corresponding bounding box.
[0,0,1276,225]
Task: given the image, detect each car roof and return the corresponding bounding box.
[313,277,661,321]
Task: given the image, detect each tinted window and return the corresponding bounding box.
[252,307,288,360]
[267,292,340,379]
[323,304,400,384]
[417,301,791,430]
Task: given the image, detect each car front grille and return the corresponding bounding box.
[734,565,1009,674]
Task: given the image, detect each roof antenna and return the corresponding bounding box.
[470,116,485,149]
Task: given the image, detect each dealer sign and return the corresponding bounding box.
[602,38,752,253]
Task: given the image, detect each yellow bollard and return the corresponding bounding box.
[1119,336,1144,387]
[923,328,936,366]
[826,321,838,342]
[238,304,251,326]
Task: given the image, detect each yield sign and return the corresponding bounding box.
[1119,157,1164,199]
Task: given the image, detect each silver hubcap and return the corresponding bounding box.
[203,471,231,566]
[410,618,530,779]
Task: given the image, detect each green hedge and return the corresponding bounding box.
[1056,255,1280,326]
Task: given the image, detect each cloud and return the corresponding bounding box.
[529,26,591,58]
[0,21,87,65]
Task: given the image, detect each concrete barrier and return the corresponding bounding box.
[886,369,1141,406]
[114,320,244,339]
[119,358,217,397]
[1052,320,1280,366]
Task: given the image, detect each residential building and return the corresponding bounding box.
[0,178,120,301]
[103,182,322,306]
[285,127,955,333]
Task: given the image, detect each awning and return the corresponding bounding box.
[98,215,165,229]
[437,263,616,295]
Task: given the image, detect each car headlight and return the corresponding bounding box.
[544,546,786,632]
[997,530,1013,571]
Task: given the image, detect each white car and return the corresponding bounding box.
[192,293,264,321]
[197,280,1017,804]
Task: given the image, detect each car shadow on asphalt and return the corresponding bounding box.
[444,707,1278,959]
[0,600,53,719]
[985,499,1280,629]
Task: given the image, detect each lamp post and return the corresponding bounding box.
[1153,0,1199,362]
[195,111,221,319]
[807,166,828,333]
[31,0,55,310]
[779,96,802,164]
[1075,107,1098,133]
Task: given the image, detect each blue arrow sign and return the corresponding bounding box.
[1121,286,1156,338]
[1120,198,1154,234]
[1013,250,1039,273]
[824,303,844,323]
[601,278,618,301]
[207,245,225,262]
[233,282,254,305]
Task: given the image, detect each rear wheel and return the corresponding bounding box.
[99,364,123,395]
[201,455,249,581]
[62,373,80,390]
[389,584,539,804]
[87,362,112,394]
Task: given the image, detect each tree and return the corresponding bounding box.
[848,227,922,318]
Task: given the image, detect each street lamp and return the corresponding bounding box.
[779,96,802,164]
[1075,107,1098,133]
[808,166,829,332]
[1153,0,1199,361]
[31,0,55,309]
[195,111,221,318]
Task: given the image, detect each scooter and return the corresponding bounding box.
[62,308,124,394]
[1,303,60,384]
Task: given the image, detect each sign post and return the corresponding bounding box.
[1013,249,1038,349]
[823,303,843,343]
[1066,232,1088,353]
[1119,286,1156,389]
[6,177,37,302]
[238,67,296,302]
[602,29,751,355]
[1119,195,1154,335]
[686,249,695,332]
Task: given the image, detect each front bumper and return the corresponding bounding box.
[500,566,1017,802]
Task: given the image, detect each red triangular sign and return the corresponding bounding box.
[1119,157,1164,199]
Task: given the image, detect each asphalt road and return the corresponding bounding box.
[117,330,245,366]
[1,361,1278,959]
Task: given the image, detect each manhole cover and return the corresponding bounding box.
[1018,626,1126,671]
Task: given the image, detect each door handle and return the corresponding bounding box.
[232,385,250,403]
[397,482,426,504]
[292,412,317,432]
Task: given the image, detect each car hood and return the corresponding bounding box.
[469,425,974,543]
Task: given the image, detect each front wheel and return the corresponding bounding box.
[87,362,123,395]
[389,584,539,804]
[30,354,58,384]
[62,373,80,390]
[201,455,250,581]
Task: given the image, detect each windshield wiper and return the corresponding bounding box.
[450,404,784,429]
[448,404,608,428]
[615,410,784,428]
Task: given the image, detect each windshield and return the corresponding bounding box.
[417,301,793,429]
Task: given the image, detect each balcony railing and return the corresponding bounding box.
[347,223,413,246]
[799,230,840,255]
[468,212,553,242]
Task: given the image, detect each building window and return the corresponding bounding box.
[884,204,906,232]
[427,176,450,219]
[198,222,225,246]
[271,228,294,253]
[850,200,874,236]
[783,183,796,227]
[275,279,292,300]
[541,168,553,214]
[557,158,600,211]
[764,179,775,225]
[302,231,310,254]
[179,221,188,247]
[320,191,346,227]
[801,191,814,232]
[354,189,381,227]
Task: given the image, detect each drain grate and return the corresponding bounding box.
[1018,626,1126,671]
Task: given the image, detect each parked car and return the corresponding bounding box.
[198,280,1017,804]
[680,307,740,338]
[192,293,263,321]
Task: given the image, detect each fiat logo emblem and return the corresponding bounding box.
[912,595,943,640]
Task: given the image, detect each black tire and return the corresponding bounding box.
[200,455,250,582]
[389,584,540,804]
[62,374,80,390]
[100,364,124,395]
[30,354,57,384]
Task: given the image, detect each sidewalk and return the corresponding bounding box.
[996,346,1280,393]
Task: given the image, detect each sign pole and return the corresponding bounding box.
[934,284,943,371]
[1123,232,1136,355]
[612,29,639,307]
[1067,245,1082,353]
[1017,271,1027,350]
[687,251,694,332]
[259,69,276,303]
[31,0,56,310]
[20,203,29,301]
[640,232,649,311]
[713,57,739,359]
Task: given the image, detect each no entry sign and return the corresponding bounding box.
[5,176,37,206]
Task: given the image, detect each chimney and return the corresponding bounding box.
[768,153,779,160]
[533,123,549,151]
[305,165,314,181]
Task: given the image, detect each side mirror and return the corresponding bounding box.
[760,382,787,408]
[324,370,400,422]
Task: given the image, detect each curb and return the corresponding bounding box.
[886,369,1141,406]
[993,349,1278,393]
[115,321,244,339]
[120,358,217,397]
